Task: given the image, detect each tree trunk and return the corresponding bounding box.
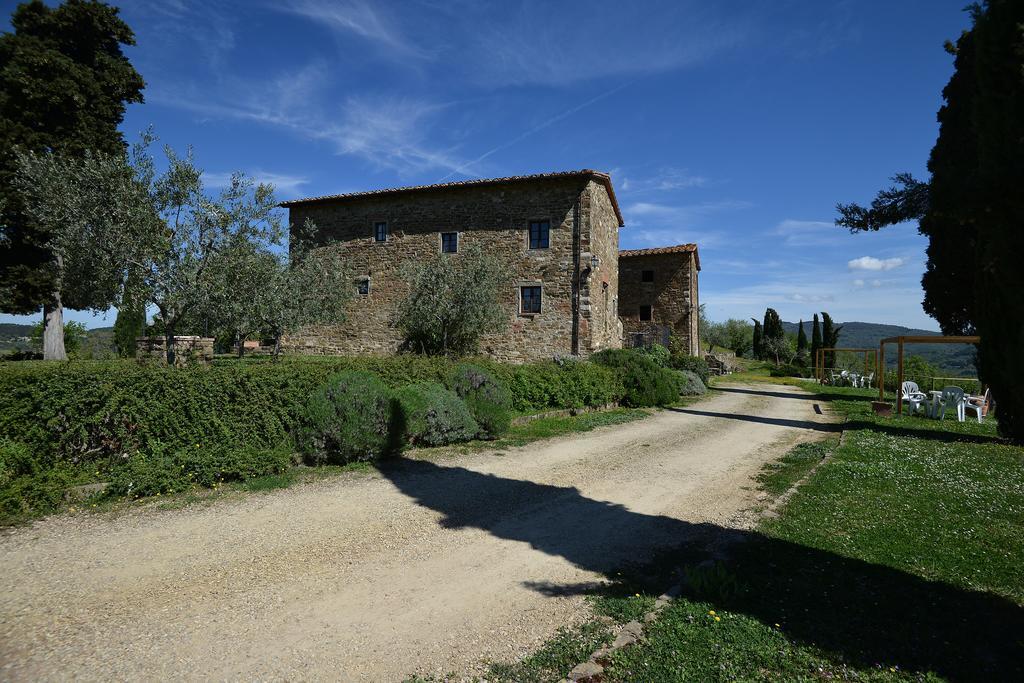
[165,328,176,367]
[236,332,245,358]
[42,296,67,361]
[272,334,282,361]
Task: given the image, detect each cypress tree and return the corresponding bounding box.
[820,312,843,369]
[751,319,762,360]
[112,274,145,358]
[797,319,808,353]
[810,313,822,371]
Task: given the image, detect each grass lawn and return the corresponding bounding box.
[597,383,1024,682]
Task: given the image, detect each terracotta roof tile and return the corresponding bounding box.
[619,243,700,270]
[279,169,624,227]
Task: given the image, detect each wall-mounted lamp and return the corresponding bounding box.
[590,255,600,269]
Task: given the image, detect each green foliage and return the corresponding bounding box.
[751,319,762,359]
[673,369,707,396]
[796,318,808,353]
[0,438,34,487]
[820,311,842,368]
[450,363,512,437]
[486,358,622,414]
[635,343,671,368]
[395,245,508,356]
[811,313,822,371]
[294,371,398,465]
[769,363,812,378]
[29,319,86,355]
[0,0,145,316]
[392,382,479,446]
[704,317,754,357]
[670,354,710,385]
[591,349,679,407]
[105,443,291,498]
[112,299,144,358]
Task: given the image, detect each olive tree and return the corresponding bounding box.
[16,138,284,365]
[394,245,507,356]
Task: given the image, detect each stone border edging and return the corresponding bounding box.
[510,403,621,426]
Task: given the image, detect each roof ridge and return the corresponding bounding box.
[279,169,624,227]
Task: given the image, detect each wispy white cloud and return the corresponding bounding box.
[151,63,469,176]
[203,170,310,198]
[273,0,431,58]
[620,167,709,193]
[848,256,906,271]
[626,200,751,224]
[773,219,846,246]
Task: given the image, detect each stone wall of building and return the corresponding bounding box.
[618,251,700,355]
[282,176,622,362]
[581,180,623,352]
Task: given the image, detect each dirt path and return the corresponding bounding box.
[0,382,835,681]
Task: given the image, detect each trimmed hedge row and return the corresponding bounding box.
[0,355,624,468]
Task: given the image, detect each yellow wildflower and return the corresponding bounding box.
[714,616,721,622]
[708,610,716,616]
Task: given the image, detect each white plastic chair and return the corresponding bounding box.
[935,386,966,422]
[860,372,874,389]
[964,388,990,424]
[901,381,929,416]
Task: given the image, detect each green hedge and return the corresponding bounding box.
[0,356,625,468]
[591,349,680,407]
[393,382,480,446]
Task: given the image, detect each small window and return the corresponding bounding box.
[521,286,542,314]
[639,305,653,321]
[374,221,388,242]
[528,220,550,249]
[641,269,654,283]
[441,232,458,253]
[356,279,370,296]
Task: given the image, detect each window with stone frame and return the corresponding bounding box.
[356,278,370,296]
[441,232,458,253]
[520,285,542,314]
[528,220,550,249]
[639,304,653,321]
[374,221,388,242]
[641,269,654,282]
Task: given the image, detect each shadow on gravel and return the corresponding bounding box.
[716,385,876,404]
[378,456,1023,681]
[664,406,843,433]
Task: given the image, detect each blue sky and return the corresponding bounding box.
[2,0,974,330]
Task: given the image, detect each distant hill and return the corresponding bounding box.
[0,322,116,356]
[783,321,978,376]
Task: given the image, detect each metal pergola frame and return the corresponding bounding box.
[815,347,876,384]
[878,335,981,414]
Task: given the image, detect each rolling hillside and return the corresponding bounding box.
[784,321,977,375]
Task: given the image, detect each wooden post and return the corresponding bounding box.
[896,337,905,415]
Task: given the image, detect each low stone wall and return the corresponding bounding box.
[136,336,214,366]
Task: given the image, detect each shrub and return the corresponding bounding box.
[488,359,623,413]
[0,438,35,487]
[294,371,398,464]
[393,382,479,446]
[675,370,707,396]
[636,344,671,368]
[671,354,710,385]
[770,364,812,378]
[591,349,679,407]
[450,364,512,438]
[105,443,292,498]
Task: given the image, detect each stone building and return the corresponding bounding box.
[281,170,625,362]
[280,170,700,362]
[617,244,701,356]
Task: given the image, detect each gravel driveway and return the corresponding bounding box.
[0,382,835,681]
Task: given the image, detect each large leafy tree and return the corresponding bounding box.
[835,1,1023,441]
[16,140,285,366]
[395,245,508,356]
[0,0,145,359]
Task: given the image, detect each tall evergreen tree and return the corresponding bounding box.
[810,313,822,371]
[970,0,1024,442]
[762,308,784,344]
[820,312,842,369]
[0,0,145,359]
[751,319,762,360]
[796,319,808,353]
[112,271,145,357]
